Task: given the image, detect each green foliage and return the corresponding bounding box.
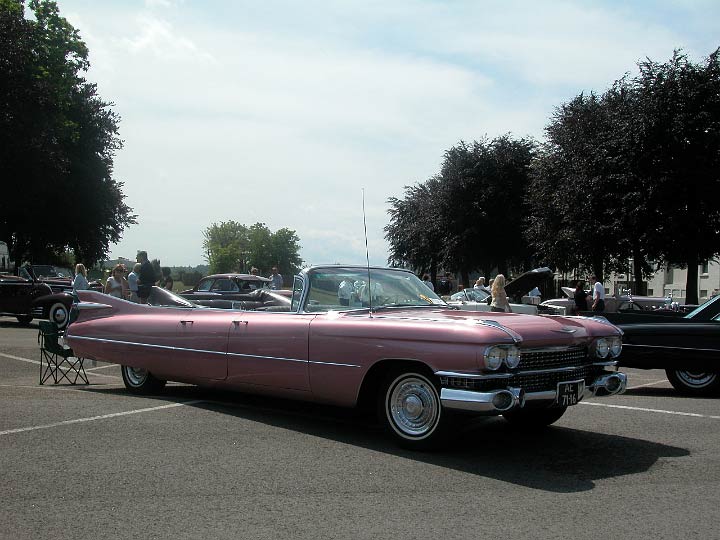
[386,135,536,285]
[203,221,302,278]
[0,0,135,268]
[527,48,720,303]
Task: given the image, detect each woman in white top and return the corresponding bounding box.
[490,274,512,313]
[72,263,89,292]
[104,264,129,299]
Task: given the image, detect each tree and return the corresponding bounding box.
[527,49,720,303]
[631,50,720,304]
[0,0,135,268]
[202,220,302,277]
[386,135,535,286]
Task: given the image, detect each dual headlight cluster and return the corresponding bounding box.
[593,336,622,358]
[483,345,521,370]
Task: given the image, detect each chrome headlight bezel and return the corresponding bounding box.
[483,345,505,370]
[505,345,521,368]
[593,337,610,359]
[608,336,622,357]
[483,344,521,370]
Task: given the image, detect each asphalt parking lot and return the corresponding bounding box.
[1,318,719,540]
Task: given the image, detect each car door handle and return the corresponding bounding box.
[180,320,194,325]
[232,320,248,326]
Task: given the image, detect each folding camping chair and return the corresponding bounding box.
[39,320,89,385]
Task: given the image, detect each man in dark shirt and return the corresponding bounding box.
[136,250,155,304]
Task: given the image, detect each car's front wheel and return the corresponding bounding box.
[666,369,720,396]
[48,302,69,329]
[121,365,167,394]
[502,406,567,429]
[377,370,447,450]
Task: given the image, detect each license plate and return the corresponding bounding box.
[557,380,584,407]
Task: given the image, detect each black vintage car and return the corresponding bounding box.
[600,294,720,396]
[179,274,290,310]
[0,268,73,328]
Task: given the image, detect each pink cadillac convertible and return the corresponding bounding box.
[66,265,627,449]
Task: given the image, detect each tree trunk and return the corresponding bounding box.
[461,268,470,289]
[685,253,699,305]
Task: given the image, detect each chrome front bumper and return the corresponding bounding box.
[440,371,627,414]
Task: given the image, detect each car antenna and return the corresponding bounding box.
[362,188,373,317]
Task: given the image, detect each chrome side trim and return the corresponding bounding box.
[67,335,360,368]
[68,335,227,356]
[77,302,113,311]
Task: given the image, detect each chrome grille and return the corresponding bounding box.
[519,347,588,370]
[440,346,600,394]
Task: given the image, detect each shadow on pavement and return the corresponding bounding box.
[78,384,689,493]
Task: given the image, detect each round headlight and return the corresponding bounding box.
[484,346,505,370]
[594,338,610,359]
[505,346,521,369]
[609,336,622,357]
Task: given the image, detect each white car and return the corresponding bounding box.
[540,287,671,315]
[446,268,553,315]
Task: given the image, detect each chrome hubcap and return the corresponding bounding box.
[677,371,717,388]
[389,376,439,437]
[125,366,148,387]
[52,307,67,324]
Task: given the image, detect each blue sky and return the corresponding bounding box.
[55,0,719,269]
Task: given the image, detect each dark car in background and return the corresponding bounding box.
[600,294,720,396]
[0,267,73,327]
[179,273,291,310]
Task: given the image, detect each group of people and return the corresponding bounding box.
[71,251,162,304]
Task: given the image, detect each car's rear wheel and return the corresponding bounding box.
[377,370,447,450]
[121,365,167,394]
[16,315,33,325]
[502,406,567,429]
[48,302,69,329]
[666,369,720,396]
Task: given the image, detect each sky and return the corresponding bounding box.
[53,0,720,269]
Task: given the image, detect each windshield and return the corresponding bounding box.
[453,288,490,302]
[684,294,720,319]
[304,267,446,312]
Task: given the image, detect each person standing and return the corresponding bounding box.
[490,274,512,313]
[127,263,141,302]
[104,264,128,298]
[136,251,155,304]
[591,275,605,312]
[72,264,89,292]
[338,278,355,306]
[574,280,589,313]
[160,267,174,290]
[422,274,434,291]
[270,267,283,290]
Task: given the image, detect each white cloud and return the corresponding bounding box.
[56,0,720,267]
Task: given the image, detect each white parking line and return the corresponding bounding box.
[627,379,669,390]
[0,400,205,437]
[581,401,720,419]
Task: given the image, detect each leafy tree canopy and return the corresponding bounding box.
[202,221,302,279]
[0,0,135,268]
